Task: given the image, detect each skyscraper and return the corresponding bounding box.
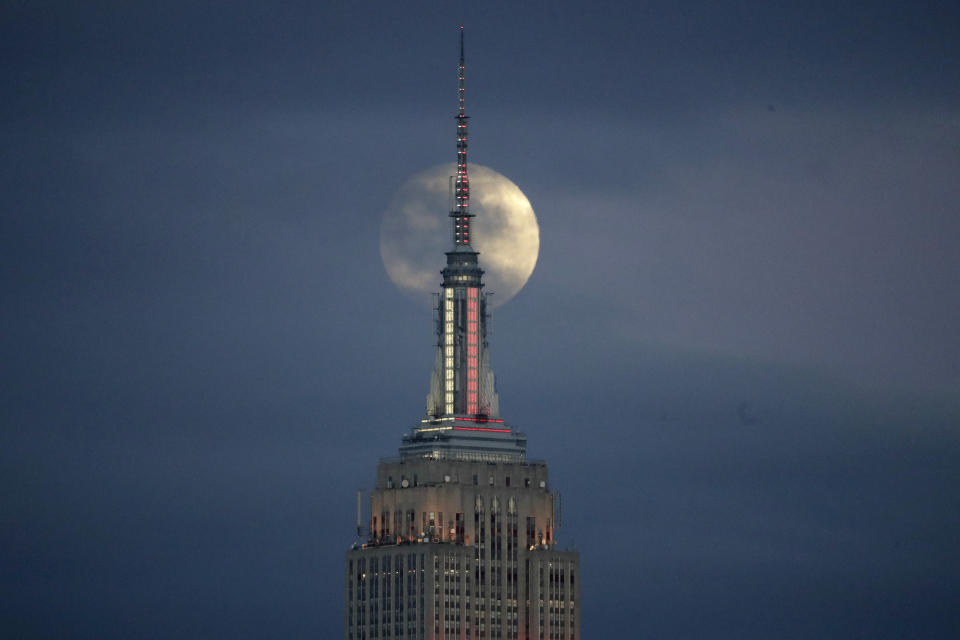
[345,29,580,640]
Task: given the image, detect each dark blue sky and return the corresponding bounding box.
[2,1,959,638]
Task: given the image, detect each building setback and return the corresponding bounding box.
[345,28,579,640]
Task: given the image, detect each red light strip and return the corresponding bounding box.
[453,426,511,433]
[454,416,503,424]
[467,287,479,414]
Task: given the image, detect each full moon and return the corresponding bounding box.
[380,163,539,308]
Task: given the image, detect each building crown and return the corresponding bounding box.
[403,28,525,463]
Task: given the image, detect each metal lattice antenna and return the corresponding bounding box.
[452,25,473,247]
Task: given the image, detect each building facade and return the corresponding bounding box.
[345,29,579,640]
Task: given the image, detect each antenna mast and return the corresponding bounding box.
[356,489,364,539]
[451,25,473,247]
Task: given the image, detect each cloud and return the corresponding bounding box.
[509,107,960,389]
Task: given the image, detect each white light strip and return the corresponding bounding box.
[444,287,454,415]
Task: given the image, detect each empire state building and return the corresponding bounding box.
[345,29,580,640]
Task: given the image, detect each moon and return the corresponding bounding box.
[380,163,539,308]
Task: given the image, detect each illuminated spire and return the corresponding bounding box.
[405,27,520,462]
[452,25,472,247]
[420,27,501,426]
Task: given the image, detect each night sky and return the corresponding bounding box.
[3,1,960,638]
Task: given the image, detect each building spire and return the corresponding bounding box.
[452,25,472,247]
[421,27,503,424]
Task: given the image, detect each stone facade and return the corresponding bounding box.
[345,457,579,640]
